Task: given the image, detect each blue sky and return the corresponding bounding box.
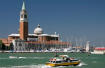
[0,0,105,44]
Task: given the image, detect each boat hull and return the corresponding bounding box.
[46,61,80,67]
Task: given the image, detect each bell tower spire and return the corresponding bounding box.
[19,1,28,40]
[20,1,28,22]
[22,1,26,10]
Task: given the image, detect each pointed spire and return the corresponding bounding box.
[22,1,26,10]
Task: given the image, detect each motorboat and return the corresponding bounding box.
[46,55,80,67]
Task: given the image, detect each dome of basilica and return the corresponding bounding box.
[34,24,43,35]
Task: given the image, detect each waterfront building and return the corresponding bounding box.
[0,1,71,52]
[91,47,105,54]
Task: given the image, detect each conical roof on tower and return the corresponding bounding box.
[22,1,26,10]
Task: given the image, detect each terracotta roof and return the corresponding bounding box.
[0,38,11,46]
[95,48,105,50]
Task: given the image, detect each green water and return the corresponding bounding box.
[0,53,105,68]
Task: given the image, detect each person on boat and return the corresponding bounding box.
[65,57,70,62]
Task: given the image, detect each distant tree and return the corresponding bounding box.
[2,43,6,50]
[9,43,13,50]
[0,40,6,51]
[3,43,14,51]
[0,40,2,50]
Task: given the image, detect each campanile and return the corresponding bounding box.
[19,1,28,40]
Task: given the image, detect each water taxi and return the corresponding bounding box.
[46,55,80,67]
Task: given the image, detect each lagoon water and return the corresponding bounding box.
[0,53,105,68]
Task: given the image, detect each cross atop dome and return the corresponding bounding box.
[37,24,40,28]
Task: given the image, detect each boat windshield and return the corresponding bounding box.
[55,61,62,63]
[49,61,62,63]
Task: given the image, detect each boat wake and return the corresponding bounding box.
[40,62,87,68]
[9,56,18,59]
[9,56,46,59]
[77,62,87,67]
[1,62,87,68]
[1,64,52,68]
[9,56,27,59]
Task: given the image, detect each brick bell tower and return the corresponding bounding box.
[19,1,28,40]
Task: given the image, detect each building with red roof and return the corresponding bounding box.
[91,47,105,54]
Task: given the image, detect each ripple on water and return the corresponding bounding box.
[92,61,97,63]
